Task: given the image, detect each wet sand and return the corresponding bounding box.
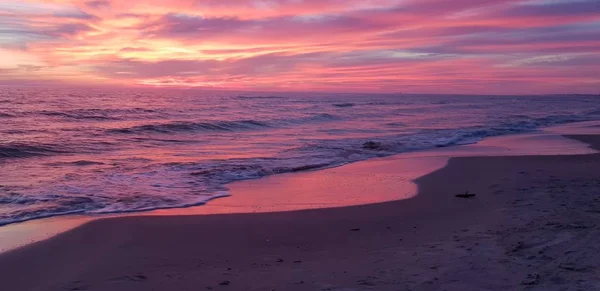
[1,135,600,290]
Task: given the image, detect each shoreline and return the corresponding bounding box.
[2,120,599,228]
[0,121,598,253]
[1,134,600,290]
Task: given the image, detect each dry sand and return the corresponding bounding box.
[1,135,600,291]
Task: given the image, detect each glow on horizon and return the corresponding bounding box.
[0,0,599,94]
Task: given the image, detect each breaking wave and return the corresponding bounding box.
[0,143,67,159]
[109,120,270,134]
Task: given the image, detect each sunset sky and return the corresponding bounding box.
[1,0,599,93]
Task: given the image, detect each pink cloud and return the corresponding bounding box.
[1,0,599,93]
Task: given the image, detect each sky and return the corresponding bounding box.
[0,0,599,94]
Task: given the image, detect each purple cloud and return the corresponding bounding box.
[85,0,111,9]
[498,0,600,17]
[141,13,387,42]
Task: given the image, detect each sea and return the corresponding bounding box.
[1,87,599,226]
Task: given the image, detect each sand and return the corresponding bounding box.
[1,135,600,290]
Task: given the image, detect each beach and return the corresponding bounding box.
[1,133,599,290]
[3,0,600,289]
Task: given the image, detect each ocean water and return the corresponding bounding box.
[0,88,599,225]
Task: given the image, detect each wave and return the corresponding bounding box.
[39,110,114,120]
[0,157,340,226]
[109,113,341,135]
[285,113,341,124]
[332,103,355,108]
[307,113,338,121]
[290,163,336,172]
[237,95,284,99]
[0,191,231,227]
[399,113,599,150]
[44,160,105,166]
[0,112,15,118]
[109,120,270,134]
[34,108,159,121]
[0,143,66,159]
[291,112,600,159]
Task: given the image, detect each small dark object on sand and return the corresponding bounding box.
[455,191,476,198]
[350,228,361,231]
[219,280,230,286]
